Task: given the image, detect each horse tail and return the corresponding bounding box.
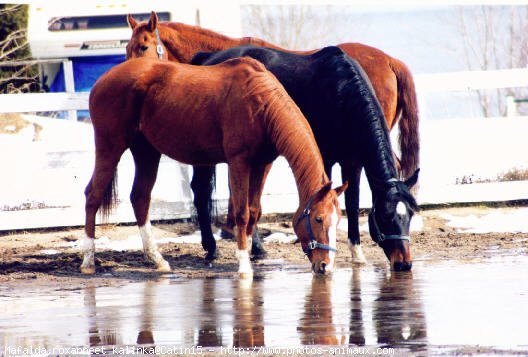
[389,57,420,179]
[99,169,119,222]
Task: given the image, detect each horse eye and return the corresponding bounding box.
[315,216,323,223]
[140,45,148,52]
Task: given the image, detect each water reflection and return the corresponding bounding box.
[298,276,346,345]
[197,279,223,347]
[372,271,427,351]
[233,278,265,348]
[136,281,156,347]
[349,268,366,346]
[84,283,121,347]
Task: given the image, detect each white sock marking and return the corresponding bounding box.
[236,249,253,275]
[139,221,170,271]
[80,234,95,271]
[348,241,367,264]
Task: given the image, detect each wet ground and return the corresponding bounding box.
[1,207,528,355]
[1,256,528,356]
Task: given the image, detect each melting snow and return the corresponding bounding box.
[442,208,528,234]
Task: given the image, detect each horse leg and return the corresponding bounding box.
[341,162,367,264]
[220,191,236,240]
[222,188,265,259]
[228,160,252,277]
[190,165,218,260]
[247,163,272,260]
[82,143,126,274]
[129,135,170,272]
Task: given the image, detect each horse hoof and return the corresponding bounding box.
[80,266,96,275]
[220,228,235,240]
[205,250,219,261]
[251,250,268,261]
[156,260,171,272]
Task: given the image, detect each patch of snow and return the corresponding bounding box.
[442,208,528,233]
[40,249,60,255]
[263,232,297,244]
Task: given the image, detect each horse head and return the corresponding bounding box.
[369,169,419,271]
[126,12,170,61]
[294,181,348,276]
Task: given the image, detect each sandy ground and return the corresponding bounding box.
[1,205,527,284]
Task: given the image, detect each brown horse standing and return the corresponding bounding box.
[82,56,347,276]
[126,12,419,179]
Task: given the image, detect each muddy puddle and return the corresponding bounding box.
[1,256,528,355]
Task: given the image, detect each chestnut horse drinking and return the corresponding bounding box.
[83,57,346,276]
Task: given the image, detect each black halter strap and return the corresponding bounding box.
[368,178,411,245]
[154,28,164,59]
[294,197,337,257]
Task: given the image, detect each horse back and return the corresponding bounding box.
[89,57,280,165]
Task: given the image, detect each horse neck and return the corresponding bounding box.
[161,22,310,62]
[262,93,328,205]
[162,23,245,62]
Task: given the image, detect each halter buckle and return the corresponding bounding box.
[156,45,164,56]
[308,241,317,250]
[302,208,311,216]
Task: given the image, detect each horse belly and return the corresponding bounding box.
[140,115,226,165]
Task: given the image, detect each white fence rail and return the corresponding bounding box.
[1,68,528,230]
[0,92,89,113]
[1,68,528,117]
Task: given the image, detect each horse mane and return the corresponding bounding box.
[156,21,285,61]
[239,61,328,201]
[313,47,398,182]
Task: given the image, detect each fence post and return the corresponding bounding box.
[62,60,77,121]
[506,95,517,118]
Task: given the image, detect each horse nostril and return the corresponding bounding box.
[393,261,412,271]
[319,262,326,274]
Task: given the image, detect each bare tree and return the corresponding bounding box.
[241,5,339,51]
[0,4,39,93]
[454,5,528,116]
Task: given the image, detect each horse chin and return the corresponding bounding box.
[382,240,413,272]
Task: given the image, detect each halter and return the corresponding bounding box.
[154,28,164,59]
[294,196,337,257]
[368,178,411,245]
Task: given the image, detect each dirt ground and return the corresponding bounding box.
[0,206,527,283]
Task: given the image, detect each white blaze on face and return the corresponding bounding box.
[396,201,407,216]
[327,206,339,270]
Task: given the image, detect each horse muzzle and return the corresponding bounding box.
[385,239,413,271]
[312,259,334,275]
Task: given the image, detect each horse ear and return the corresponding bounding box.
[313,181,333,202]
[148,11,158,32]
[404,168,420,189]
[334,181,348,196]
[127,14,138,30]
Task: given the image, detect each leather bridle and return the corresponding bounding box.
[154,28,164,59]
[368,178,411,245]
[294,197,337,257]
